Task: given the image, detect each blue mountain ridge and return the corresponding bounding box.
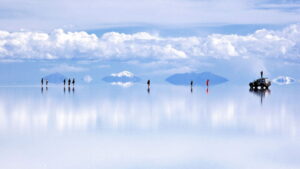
[43,73,67,84]
[166,72,228,86]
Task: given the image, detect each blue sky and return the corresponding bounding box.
[1,0,300,31]
[0,0,300,85]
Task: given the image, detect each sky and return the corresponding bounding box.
[0,0,300,85]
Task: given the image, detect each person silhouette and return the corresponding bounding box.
[206,79,210,87]
[63,79,66,86]
[72,78,75,87]
[68,79,71,86]
[147,80,150,89]
[147,80,151,94]
[190,80,193,93]
[260,71,263,78]
[46,80,48,86]
[41,78,44,86]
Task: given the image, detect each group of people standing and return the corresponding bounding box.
[64,78,75,87]
[41,78,48,86]
[41,78,75,94]
[41,78,75,87]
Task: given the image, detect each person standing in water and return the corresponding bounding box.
[206,79,210,87]
[46,80,48,86]
[147,80,150,93]
[206,79,210,94]
[68,79,71,86]
[190,80,193,93]
[147,80,150,88]
[41,78,44,86]
[72,78,75,87]
[63,79,66,86]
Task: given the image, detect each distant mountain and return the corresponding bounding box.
[103,71,140,83]
[272,76,296,85]
[43,73,66,84]
[166,72,228,86]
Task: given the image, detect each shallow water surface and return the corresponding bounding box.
[0,84,299,169]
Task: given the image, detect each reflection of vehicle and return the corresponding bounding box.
[249,88,271,105]
[249,78,271,89]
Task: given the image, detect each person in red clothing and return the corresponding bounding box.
[206,79,210,87]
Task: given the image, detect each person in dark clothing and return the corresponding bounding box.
[68,79,71,86]
[260,71,263,78]
[41,78,44,86]
[190,80,193,93]
[147,80,150,88]
[72,78,75,87]
[46,80,48,86]
[63,79,66,86]
[147,80,151,94]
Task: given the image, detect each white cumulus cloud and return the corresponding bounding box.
[0,24,300,62]
[111,71,134,77]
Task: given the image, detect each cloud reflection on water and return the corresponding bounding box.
[0,85,298,137]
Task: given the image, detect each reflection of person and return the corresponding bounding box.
[260,71,263,78]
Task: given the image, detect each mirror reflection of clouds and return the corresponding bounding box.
[0,85,299,137]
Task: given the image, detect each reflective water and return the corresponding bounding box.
[0,83,299,169]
